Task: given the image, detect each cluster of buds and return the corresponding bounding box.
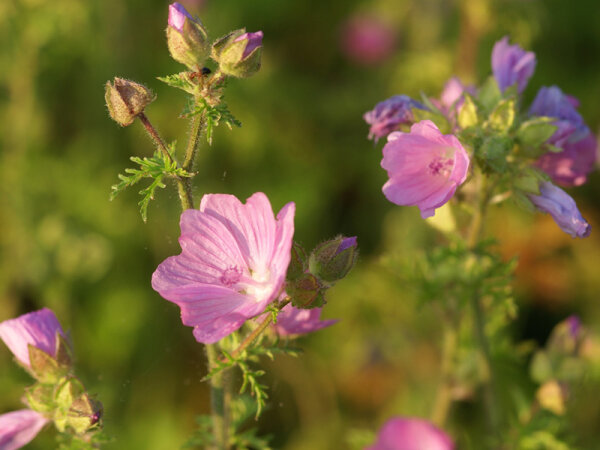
[166,2,263,78]
[285,236,358,309]
[0,309,102,449]
[363,36,596,238]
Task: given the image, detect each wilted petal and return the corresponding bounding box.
[274,304,338,336]
[364,95,425,141]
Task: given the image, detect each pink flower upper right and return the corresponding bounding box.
[152,192,295,344]
[381,120,470,218]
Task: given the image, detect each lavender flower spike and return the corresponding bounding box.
[364,95,425,142]
[528,181,591,238]
[152,192,295,344]
[0,409,48,450]
[381,120,470,218]
[366,417,454,450]
[0,308,64,368]
[492,36,536,93]
[274,304,338,336]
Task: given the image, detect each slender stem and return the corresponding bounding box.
[137,113,194,210]
[224,299,291,362]
[183,108,204,171]
[137,113,174,164]
[205,344,228,450]
[467,171,500,434]
[431,321,457,426]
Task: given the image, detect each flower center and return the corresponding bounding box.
[220,266,242,287]
[428,156,454,177]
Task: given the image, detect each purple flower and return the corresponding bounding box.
[529,86,589,142]
[234,31,264,60]
[527,181,591,238]
[364,95,425,142]
[381,120,470,218]
[566,315,582,340]
[340,16,396,65]
[491,36,536,93]
[168,2,195,32]
[365,417,454,450]
[0,308,64,368]
[274,304,338,336]
[536,133,597,187]
[0,409,48,450]
[152,192,295,344]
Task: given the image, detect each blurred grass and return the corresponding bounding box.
[1,0,600,448]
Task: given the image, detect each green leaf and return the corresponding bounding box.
[457,94,478,129]
[479,135,513,173]
[487,99,516,132]
[517,117,558,147]
[182,97,242,145]
[157,72,196,94]
[110,144,192,222]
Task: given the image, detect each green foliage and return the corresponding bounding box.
[110,144,192,222]
[56,430,111,450]
[182,97,241,145]
[157,72,197,94]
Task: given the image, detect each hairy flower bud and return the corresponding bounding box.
[105,78,155,127]
[166,2,209,69]
[308,236,358,285]
[212,29,263,78]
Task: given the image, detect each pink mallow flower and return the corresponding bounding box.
[365,417,454,450]
[381,120,470,218]
[274,304,338,336]
[491,36,536,93]
[0,409,48,450]
[168,2,195,32]
[364,95,425,142]
[152,192,295,344]
[0,308,64,368]
[234,31,264,60]
[527,181,591,238]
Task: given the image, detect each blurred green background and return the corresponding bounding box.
[1,0,600,448]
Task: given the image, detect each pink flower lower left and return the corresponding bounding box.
[152,192,295,344]
[0,409,48,450]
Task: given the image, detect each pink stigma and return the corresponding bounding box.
[220,266,242,286]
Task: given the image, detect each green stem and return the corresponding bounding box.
[431,321,457,426]
[137,113,194,210]
[183,108,204,171]
[467,171,500,435]
[224,298,291,363]
[205,344,229,450]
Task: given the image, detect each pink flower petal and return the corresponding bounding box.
[0,409,48,450]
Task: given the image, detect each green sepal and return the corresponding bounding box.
[55,333,73,369]
[25,383,55,413]
[486,99,516,132]
[55,377,85,411]
[287,273,324,309]
[512,190,536,213]
[479,135,513,174]
[286,242,307,281]
[412,108,451,134]
[477,76,501,113]
[28,344,68,384]
[457,94,478,129]
[517,117,557,148]
[67,394,103,434]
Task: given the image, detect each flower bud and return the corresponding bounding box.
[527,181,591,238]
[67,393,103,434]
[105,78,155,127]
[212,29,263,78]
[308,236,358,285]
[166,2,209,69]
